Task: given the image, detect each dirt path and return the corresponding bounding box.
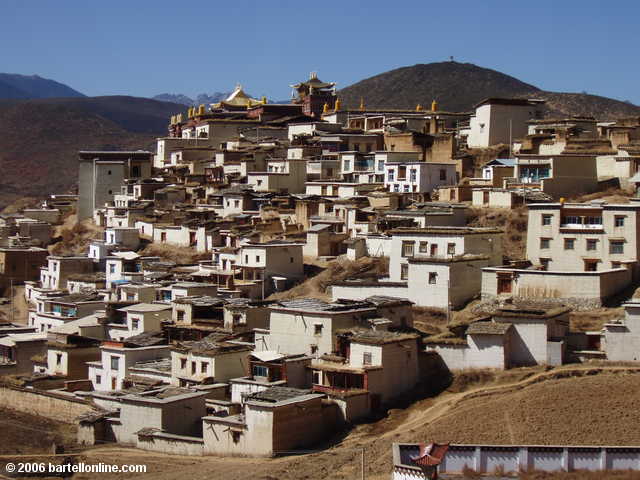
[63,365,640,480]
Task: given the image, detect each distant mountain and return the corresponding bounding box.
[152,92,229,106]
[152,93,195,106]
[0,73,85,99]
[152,92,285,106]
[339,62,640,119]
[0,96,185,207]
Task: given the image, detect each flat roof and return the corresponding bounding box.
[117,303,172,313]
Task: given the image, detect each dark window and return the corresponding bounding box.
[610,241,624,254]
[540,258,550,270]
[540,238,550,249]
[586,239,597,251]
[400,264,409,280]
[428,272,437,284]
[584,260,598,272]
[542,214,552,226]
[314,324,323,335]
[253,365,268,377]
[615,216,625,227]
[439,169,446,180]
[363,352,372,366]
[564,238,575,250]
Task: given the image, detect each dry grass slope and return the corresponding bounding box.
[269,256,389,302]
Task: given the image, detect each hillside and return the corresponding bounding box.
[57,366,640,480]
[0,96,184,207]
[0,73,85,99]
[339,62,640,119]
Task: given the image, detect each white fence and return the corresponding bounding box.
[392,443,640,478]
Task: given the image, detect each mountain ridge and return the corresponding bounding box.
[338,62,640,119]
[0,73,85,99]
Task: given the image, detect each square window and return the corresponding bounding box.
[564,238,575,250]
[419,241,428,253]
[542,214,552,226]
[428,272,437,284]
[402,241,415,257]
[540,238,550,249]
[447,243,456,255]
[540,258,550,270]
[610,241,624,254]
[400,263,409,280]
[314,323,323,335]
[586,239,597,251]
[310,345,318,355]
[615,216,625,227]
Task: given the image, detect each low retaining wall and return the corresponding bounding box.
[0,384,95,423]
[481,267,632,310]
[136,431,204,456]
[393,443,640,478]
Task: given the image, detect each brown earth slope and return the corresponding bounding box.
[0,96,184,208]
[34,366,640,480]
[339,62,640,119]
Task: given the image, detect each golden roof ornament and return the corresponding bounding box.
[359,97,365,111]
[416,104,423,111]
[334,98,342,111]
[431,99,438,112]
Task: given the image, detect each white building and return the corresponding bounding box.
[384,161,456,194]
[465,98,545,148]
[333,227,503,309]
[87,334,170,391]
[170,334,251,387]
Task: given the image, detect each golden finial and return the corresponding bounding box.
[431,99,438,112]
[323,102,329,114]
[334,98,342,111]
[198,104,205,115]
[359,97,365,111]
[261,96,268,104]
[416,104,423,111]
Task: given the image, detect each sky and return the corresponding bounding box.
[2,0,639,104]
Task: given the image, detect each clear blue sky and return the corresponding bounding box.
[2,0,639,104]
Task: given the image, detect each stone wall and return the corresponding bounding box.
[0,384,95,423]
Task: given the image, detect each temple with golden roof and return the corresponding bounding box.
[212,84,266,111]
[290,72,337,118]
